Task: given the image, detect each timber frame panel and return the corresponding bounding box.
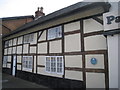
[2,14,109,89]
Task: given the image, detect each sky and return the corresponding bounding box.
[0,0,83,18]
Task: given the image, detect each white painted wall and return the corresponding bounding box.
[86,73,105,88]
[65,55,82,68]
[23,44,29,54]
[64,21,80,32]
[17,36,23,45]
[84,35,107,51]
[4,49,7,55]
[38,43,47,53]
[17,46,22,54]
[17,56,21,63]
[37,67,63,78]
[30,47,36,53]
[65,71,83,81]
[17,65,21,70]
[84,18,103,33]
[118,34,120,89]
[13,38,17,45]
[85,54,104,69]
[49,40,62,53]
[34,56,36,73]
[107,35,119,88]
[65,33,81,52]
[104,1,120,88]
[38,30,46,41]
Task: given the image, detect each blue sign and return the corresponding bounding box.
[91,58,97,65]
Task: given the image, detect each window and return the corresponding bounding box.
[57,57,63,73]
[46,57,50,72]
[5,41,9,48]
[48,26,62,40]
[3,56,8,67]
[24,34,34,43]
[45,56,64,75]
[22,56,33,71]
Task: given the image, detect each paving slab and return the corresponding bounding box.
[2,73,52,89]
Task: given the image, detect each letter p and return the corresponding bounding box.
[106,16,115,24]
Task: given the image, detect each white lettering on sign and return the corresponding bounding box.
[103,11,120,31]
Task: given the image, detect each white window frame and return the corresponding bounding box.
[24,34,34,43]
[45,56,64,75]
[22,56,33,71]
[48,26,62,40]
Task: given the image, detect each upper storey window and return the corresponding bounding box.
[48,26,62,40]
[24,34,34,43]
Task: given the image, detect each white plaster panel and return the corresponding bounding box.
[4,49,7,55]
[17,46,22,54]
[86,72,105,88]
[86,54,104,69]
[65,55,82,68]
[84,35,107,51]
[23,44,29,54]
[65,34,81,52]
[84,18,103,33]
[38,30,46,41]
[8,56,11,62]
[37,56,45,65]
[49,40,62,53]
[30,46,36,53]
[37,67,62,78]
[7,64,11,68]
[18,36,23,44]
[13,38,17,45]
[107,35,119,88]
[64,21,80,32]
[65,70,83,81]
[9,40,13,46]
[34,56,36,73]
[38,42,47,53]
[22,69,32,72]
[17,65,21,70]
[17,56,21,63]
[30,33,37,44]
[12,47,16,54]
[8,48,12,54]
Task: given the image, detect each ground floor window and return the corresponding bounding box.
[22,56,33,71]
[45,56,64,75]
[3,56,8,67]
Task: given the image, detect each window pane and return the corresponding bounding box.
[48,26,62,40]
[45,56,63,74]
[22,56,33,70]
[24,34,34,43]
[3,56,8,65]
[46,57,50,72]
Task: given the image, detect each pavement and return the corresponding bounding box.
[2,73,52,89]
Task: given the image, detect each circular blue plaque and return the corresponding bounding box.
[91,58,97,65]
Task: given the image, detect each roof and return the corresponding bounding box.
[3,2,111,38]
[1,15,34,21]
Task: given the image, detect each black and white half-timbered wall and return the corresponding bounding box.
[2,2,111,89]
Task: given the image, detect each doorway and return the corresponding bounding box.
[12,55,17,76]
